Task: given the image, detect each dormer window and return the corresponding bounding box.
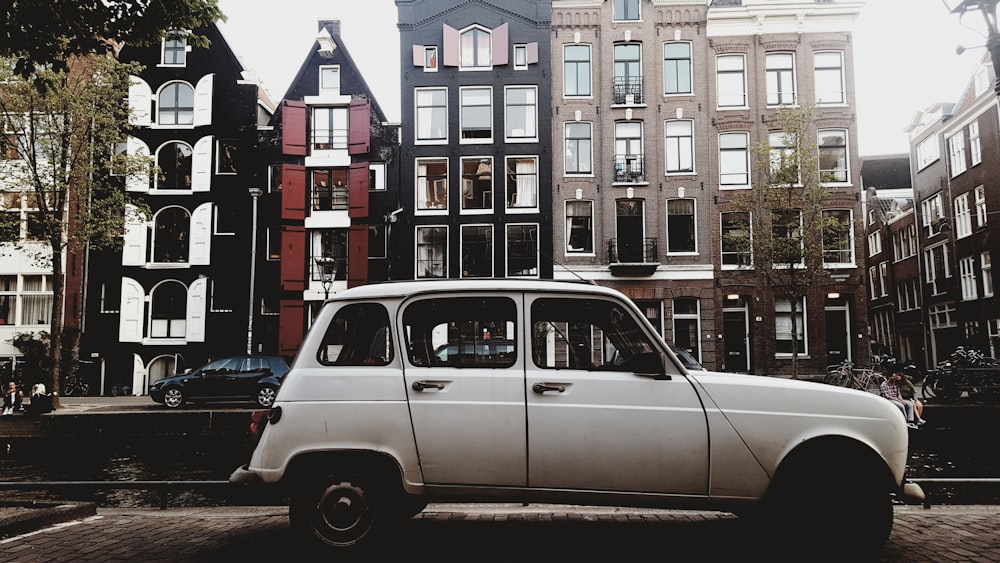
[162,34,187,66]
[460,27,491,69]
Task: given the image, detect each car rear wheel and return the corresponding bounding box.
[290,476,381,551]
[256,385,278,408]
[162,387,185,409]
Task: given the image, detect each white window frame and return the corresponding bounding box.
[867,231,882,256]
[414,87,448,145]
[415,157,449,215]
[954,192,972,239]
[505,223,539,278]
[665,198,697,255]
[716,54,747,109]
[460,224,494,278]
[565,200,595,255]
[775,296,808,357]
[976,185,987,228]
[423,46,438,72]
[823,209,854,266]
[459,25,492,70]
[916,134,940,171]
[415,225,448,279]
[960,256,978,300]
[505,155,539,213]
[970,121,982,166]
[504,85,538,143]
[160,34,187,67]
[765,52,796,106]
[814,51,845,105]
[613,0,641,21]
[663,42,693,96]
[721,211,752,269]
[948,132,967,177]
[921,193,945,236]
[460,86,493,144]
[564,121,593,176]
[513,44,528,70]
[319,65,341,94]
[817,129,849,184]
[984,252,994,297]
[719,132,750,189]
[664,119,694,174]
[563,44,592,98]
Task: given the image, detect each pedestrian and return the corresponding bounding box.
[880,370,924,429]
[2,381,22,415]
[26,383,53,415]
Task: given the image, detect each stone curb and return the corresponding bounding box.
[0,502,97,538]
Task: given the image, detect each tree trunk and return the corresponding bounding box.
[49,243,64,409]
[789,296,800,379]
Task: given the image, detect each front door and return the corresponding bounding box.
[402,294,527,487]
[825,297,850,366]
[723,305,749,373]
[525,295,708,495]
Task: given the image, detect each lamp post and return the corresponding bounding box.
[247,187,262,354]
[946,0,1000,96]
[315,256,337,300]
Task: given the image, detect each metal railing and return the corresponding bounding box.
[613,154,645,183]
[607,237,658,264]
[612,77,644,105]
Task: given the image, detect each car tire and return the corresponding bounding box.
[290,475,382,552]
[759,455,893,559]
[162,387,185,409]
[256,385,278,408]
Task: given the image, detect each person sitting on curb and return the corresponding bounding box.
[880,370,925,429]
[25,383,53,416]
[2,381,22,415]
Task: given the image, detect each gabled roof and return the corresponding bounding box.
[861,154,911,191]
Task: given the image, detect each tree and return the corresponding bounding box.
[0,1,224,83]
[723,106,849,377]
[0,0,222,404]
[0,55,153,403]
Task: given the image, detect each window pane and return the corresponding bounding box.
[461,225,493,277]
[404,297,516,368]
[318,303,393,366]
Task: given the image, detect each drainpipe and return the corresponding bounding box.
[247,187,263,354]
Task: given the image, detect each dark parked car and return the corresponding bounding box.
[149,355,290,409]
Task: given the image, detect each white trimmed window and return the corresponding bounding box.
[564,44,591,97]
[955,192,972,238]
[461,224,493,278]
[161,35,187,66]
[416,226,448,278]
[948,132,967,176]
[818,129,849,183]
[867,231,882,256]
[460,86,492,142]
[415,88,447,143]
[719,132,750,189]
[775,297,807,356]
[717,55,747,108]
[921,193,945,235]
[765,52,796,106]
[666,198,696,254]
[983,252,994,297]
[960,256,978,300]
[976,185,987,229]
[505,86,537,142]
[459,26,492,69]
[665,120,694,174]
[663,42,692,95]
[916,135,939,170]
[565,200,594,254]
[970,121,982,166]
[564,122,593,175]
[814,51,845,105]
[506,223,539,277]
[416,158,448,212]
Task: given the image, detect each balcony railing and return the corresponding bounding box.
[612,77,644,105]
[607,237,658,276]
[613,154,645,183]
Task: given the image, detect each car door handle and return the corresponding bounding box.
[412,380,447,391]
[532,383,567,394]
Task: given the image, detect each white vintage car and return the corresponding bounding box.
[231,280,923,556]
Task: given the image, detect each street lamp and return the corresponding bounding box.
[945,0,1000,95]
[315,256,338,300]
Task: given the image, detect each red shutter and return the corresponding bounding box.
[278,299,305,357]
[349,162,369,218]
[281,100,307,156]
[492,23,509,66]
[347,224,369,288]
[282,164,306,220]
[280,226,306,291]
[442,24,459,67]
[348,99,371,155]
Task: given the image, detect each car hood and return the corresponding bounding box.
[686,370,909,481]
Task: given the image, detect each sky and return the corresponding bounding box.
[216,0,994,157]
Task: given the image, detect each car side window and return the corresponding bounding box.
[243,357,268,372]
[531,298,657,372]
[205,358,240,372]
[403,296,516,368]
[318,303,393,366]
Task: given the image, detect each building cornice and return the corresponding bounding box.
[706,1,864,37]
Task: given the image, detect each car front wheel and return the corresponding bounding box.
[162,387,185,409]
[290,476,381,551]
[256,385,278,408]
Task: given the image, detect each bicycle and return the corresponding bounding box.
[60,373,90,397]
[825,360,884,394]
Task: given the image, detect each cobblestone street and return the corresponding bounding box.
[0,504,995,562]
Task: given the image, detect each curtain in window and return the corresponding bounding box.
[21,294,52,325]
[514,159,536,207]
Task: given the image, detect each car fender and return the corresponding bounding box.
[686,372,909,487]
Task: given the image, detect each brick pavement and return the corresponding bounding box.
[0,504,996,562]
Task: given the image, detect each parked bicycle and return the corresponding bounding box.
[824,360,884,394]
[60,373,91,397]
[922,347,1000,403]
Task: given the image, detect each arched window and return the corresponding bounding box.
[152,207,190,263]
[158,82,194,125]
[156,141,193,189]
[150,281,187,338]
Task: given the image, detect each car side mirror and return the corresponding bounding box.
[631,351,670,380]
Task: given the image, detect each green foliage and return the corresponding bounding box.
[8,330,77,386]
[0,0,224,86]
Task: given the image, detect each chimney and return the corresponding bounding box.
[318,20,341,36]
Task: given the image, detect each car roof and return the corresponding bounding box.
[325,279,623,302]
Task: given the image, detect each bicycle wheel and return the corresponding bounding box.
[864,374,883,394]
[931,374,960,402]
[921,373,937,400]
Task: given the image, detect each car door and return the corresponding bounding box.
[192,357,241,399]
[234,356,271,398]
[525,294,709,495]
[402,293,527,487]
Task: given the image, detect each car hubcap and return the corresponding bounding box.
[164,389,182,408]
[258,387,276,407]
[315,482,372,545]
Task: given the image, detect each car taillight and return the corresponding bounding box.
[249,409,270,446]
